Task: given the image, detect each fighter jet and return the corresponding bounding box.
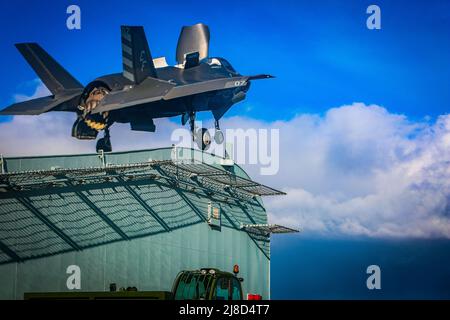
[0,23,273,152]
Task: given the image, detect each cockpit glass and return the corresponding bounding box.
[204,57,236,73]
[220,59,235,72]
[205,58,222,67]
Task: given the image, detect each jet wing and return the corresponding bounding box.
[92,77,175,114]
[163,76,253,101]
[92,75,273,114]
[0,89,82,115]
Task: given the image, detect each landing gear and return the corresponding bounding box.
[196,128,211,151]
[181,112,189,126]
[188,112,196,142]
[72,117,98,140]
[73,85,112,152]
[187,111,211,151]
[214,120,224,144]
[96,128,112,153]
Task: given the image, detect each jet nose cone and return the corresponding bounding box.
[243,81,251,92]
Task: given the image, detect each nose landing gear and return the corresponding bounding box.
[196,127,211,151]
[214,120,224,144]
[187,112,212,151]
[184,112,225,151]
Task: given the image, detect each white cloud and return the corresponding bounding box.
[0,112,181,156]
[220,104,450,239]
[1,81,450,239]
[13,79,51,102]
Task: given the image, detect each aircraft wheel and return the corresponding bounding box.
[196,128,211,151]
[96,137,112,153]
[214,129,224,144]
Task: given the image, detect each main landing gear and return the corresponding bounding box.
[96,127,112,153]
[214,120,224,144]
[186,112,224,151]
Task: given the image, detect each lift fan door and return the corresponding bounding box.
[176,23,210,65]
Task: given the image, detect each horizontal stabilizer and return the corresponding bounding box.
[15,43,83,95]
[0,96,55,115]
[0,89,82,115]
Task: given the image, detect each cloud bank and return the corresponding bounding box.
[13,80,51,103]
[1,82,449,239]
[248,105,450,239]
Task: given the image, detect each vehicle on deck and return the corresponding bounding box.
[23,267,261,300]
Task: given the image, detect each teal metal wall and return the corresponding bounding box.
[0,148,270,299]
[0,223,269,299]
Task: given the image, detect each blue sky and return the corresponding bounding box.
[1,0,450,299]
[271,235,450,299]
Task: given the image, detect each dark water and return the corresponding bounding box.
[270,235,450,299]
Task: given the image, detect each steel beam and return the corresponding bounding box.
[17,197,81,251]
[0,239,21,262]
[117,178,171,232]
[175,189,207,222]
[74,190,130,241]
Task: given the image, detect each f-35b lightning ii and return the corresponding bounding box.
[0,23,273,152]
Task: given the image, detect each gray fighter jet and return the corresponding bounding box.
[0,23,273,152]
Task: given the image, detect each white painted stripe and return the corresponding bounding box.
[122,57,133,68]
[122,44,132,56]
[122,30,132,42]
[123,70,135,81]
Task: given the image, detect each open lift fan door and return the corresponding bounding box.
[176,23,210,65]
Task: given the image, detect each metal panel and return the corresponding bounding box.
[84,186,167,238]
[0,251,12,263]
[0,240,19,262]
[132,184,203,229]
[17,197,81,251]
[120,182,170,231]
[0,198,73,258]
[0,224,270,299]
[0,148,272,300]
[28,193,121,248]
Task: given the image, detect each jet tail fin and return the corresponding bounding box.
[121,26,157,84]
[15,43,83,95]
